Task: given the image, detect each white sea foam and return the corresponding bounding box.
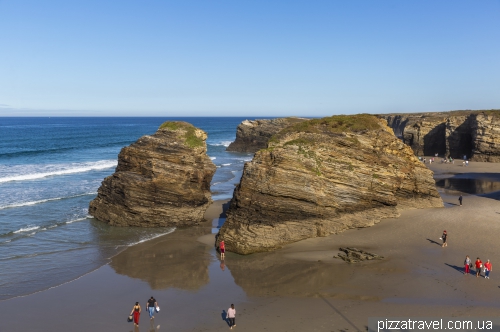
[210,141,232,147]
[0,160,117,183]
[0,192,97,210]
[13,226,40,234]
[221,163,231,166]
[210,157,216,160]
[128,228,176,247]
[66,216,92,224]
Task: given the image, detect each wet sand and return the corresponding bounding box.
[2,162,500,331]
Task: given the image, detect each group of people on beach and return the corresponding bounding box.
[441,231,493,279]
[129,296,159,327]
[418,153,471,166]
[420,157,436,164]
[464,256,493,278]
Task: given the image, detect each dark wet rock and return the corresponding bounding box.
[334,247,384,263]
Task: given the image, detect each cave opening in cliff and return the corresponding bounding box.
[448,119,475,159]
[423,123,446,157]
[457,133,474,159]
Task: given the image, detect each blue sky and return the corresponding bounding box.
[0,0,499,116]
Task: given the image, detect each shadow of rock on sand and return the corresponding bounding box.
[110,227,212,291]
[225,251,353,297]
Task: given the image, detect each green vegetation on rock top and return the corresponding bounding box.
[158,121,204,148]
[272,114,382,142]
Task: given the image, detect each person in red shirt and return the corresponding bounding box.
[219,240,225,259]
[475,258,483,278]
[484,259,492,279]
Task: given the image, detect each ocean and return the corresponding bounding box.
[0,117,257,301]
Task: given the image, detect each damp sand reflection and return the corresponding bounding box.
[110,227,212,291]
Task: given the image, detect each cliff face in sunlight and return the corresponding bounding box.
[381,110,500,161]
[218,115,443,254]
[89,121,216,227]
[226,117,309,153]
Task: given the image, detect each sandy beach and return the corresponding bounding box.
[2,161,500,331]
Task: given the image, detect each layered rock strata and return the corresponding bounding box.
[381,110,500,161]
[218,114,443,254]
[226,117,308,153]
[89,121,216,227]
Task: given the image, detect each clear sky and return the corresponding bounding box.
[1,0,499,117]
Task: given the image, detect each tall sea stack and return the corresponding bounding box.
[218,114,443,254]
[89,121,216,227]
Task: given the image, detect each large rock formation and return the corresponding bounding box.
[89,121,216,227]
[226,117,308,153]
[381,110,500,161]
[218,114,443,254]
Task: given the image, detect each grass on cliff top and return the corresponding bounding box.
[158,121,204,148]
[270,114,382,143]
[379,109,500,118]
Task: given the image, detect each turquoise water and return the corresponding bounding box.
[0,117,257,300]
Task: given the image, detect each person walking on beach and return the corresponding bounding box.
[459,195,463,206]
[220,240,226,259]
[227,304,236,329]
[441,230,447,247]
[130,302,141,327]
[484,260,492,279]
[464,255,471,275]
[146,296,158,320]
[475,258,483,278]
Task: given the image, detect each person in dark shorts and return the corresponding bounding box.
[459,195,463,206]
[475,258,483,278]
[146,296,158,320]
[441,230,447,247]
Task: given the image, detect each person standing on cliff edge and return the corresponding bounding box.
[459,195,463,206]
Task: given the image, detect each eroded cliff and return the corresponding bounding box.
[218,115,443,254]
[89,121,216,227]
[226,117,308,153]
[381,110,500,161]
